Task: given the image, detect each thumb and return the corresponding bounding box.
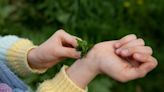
[59,47,81,59]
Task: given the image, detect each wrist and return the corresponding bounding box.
[81,57,101,75]
[66,58,99,89]
[27,47,44,69]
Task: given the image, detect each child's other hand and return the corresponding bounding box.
[82,34,157,82]
[28,29,81,70]
[112,34,158,82]
[114,34,153,67]
[66,34,158,89]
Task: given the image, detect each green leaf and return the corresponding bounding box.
[76,39,93,57]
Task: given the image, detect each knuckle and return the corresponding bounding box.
[152,58,158,67]
[146,46,153,54]
[149,63,156,70]
[122,37,129,43]
[147,46,152,51]
[130,34,137,39]
[121,35,131,43]
[56,29,65,35]
[138,38,145,45]
[58,29,65,32]
[122,34,137,43]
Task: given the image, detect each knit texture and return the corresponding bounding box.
[37,65,87,92]
[0,60,29,92]
[0,35,47,76]
[0,35,87,92]
[0,35,19,62]
[6,39,47,75]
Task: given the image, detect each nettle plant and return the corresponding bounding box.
[76,39,93,57]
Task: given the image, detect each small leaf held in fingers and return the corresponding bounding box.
[76,39,93,58]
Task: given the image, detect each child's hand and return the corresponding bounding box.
[66,34,158,89]
[28,29,81,70]
[114,34,153,67]
[92,35,158,82]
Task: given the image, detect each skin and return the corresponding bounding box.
[67,34,158,89]
[28,31,158,89]
[28,29,81,69]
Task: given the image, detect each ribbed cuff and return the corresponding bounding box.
[37,65,87,92]
[6,39,47,76]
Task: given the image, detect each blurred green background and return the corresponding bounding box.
[0,0,164,92]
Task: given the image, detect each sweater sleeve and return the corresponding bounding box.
[0,35,47,76]
[37,65,87,92]
[0,35,88,92]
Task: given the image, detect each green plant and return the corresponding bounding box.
[76,39,93,57]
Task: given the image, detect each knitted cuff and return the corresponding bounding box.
[6,38,47,76]
[37,65,87,92]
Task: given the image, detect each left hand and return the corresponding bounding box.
[75,34,158,82]
[28,29,81,70]
[66,34,158,89]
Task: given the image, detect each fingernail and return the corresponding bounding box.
[121,49,129,56]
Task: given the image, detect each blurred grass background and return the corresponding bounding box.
[0,0,164,92]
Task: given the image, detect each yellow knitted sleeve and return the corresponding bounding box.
[6,39,47,76]
[37,65,87,92]
[5,37,87,92]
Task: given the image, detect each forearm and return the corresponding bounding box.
[37,58,98,92]
[37,65,88,92]
[27,47,47,70]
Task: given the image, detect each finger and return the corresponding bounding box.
[133,53,158,76]
[59,47,81,59]
[133,53,157,63]
[73,36,82,41]
[57,29,78,47]
[124,54,157,80]
[114,34,137,48]
[119,46,153,57]
[116,39,145,54]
